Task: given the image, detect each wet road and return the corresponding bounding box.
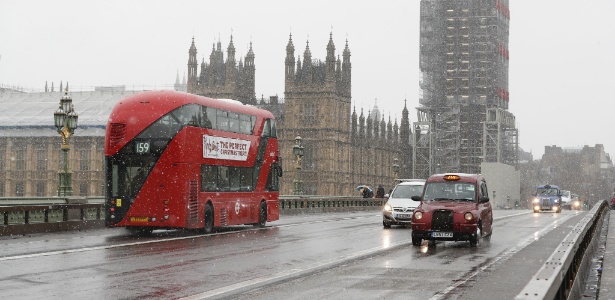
[0,210,586,299]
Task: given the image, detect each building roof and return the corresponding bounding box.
[0,90,141,128]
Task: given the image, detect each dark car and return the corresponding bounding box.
[410,173,493,247]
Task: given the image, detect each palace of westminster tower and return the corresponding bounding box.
[186,33,412,196]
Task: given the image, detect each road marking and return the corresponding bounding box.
[178,211,533,299]
[0,214,377,262]
[177,239,413,300]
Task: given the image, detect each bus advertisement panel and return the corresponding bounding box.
[104,90,282,233]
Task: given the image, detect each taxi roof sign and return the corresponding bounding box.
[443,174,461,181]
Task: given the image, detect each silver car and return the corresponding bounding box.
[382,179,426,228]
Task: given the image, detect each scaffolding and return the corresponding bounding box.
[413,107,432,179]
[416,0,516,175]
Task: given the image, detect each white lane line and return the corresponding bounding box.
[177,240,413,300]
[179,212,532,299]
[0,214,376,262]
[428,213,577,300]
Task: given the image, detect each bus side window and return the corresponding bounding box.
[239,167,254,191]
[270,119,277,138]
[239,114,252,134]
[201,165,217,192]
[262,119,271,137]
[266,163,280,191]
[217,166,230,191]
[217,110,229,132]
[201,106,213,129]
[175,104,200,127]
[206,107,217,130]
[228,112,239,133]
[229,167,241,191]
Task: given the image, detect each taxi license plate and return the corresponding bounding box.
[396,213,412,219]
[130,217,149,222]
[432,232,453,238]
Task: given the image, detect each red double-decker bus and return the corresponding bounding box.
[104,90,282,233]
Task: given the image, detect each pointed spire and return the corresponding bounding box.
[303,40,312,64]
[227,34,236,63]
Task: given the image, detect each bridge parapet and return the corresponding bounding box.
[0,196,384,236]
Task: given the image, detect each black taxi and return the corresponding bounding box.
[410,173,493,247]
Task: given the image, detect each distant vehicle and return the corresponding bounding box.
[571,194,582,210]
[104,90,282,233]
[410,173,493,247]
[382,179,425,228]
[531,184,562,213]
[560,190,572,210]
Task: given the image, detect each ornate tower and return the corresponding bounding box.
[280,33,352,196]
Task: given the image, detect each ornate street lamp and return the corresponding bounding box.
[392,158,400,187]
[292,136,304,195]
[53,88,79,196]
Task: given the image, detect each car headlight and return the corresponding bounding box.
[414,211,423,220]
[383,204,392,212]
[464,212,474,221]
[554,199,559,203]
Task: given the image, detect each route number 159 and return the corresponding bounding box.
[135,142,150,154]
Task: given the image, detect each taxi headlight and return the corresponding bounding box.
[414,211,423,220]
[384,204,392,212]
[464,212,474,221]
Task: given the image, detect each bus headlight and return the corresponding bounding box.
[532,198,540,204]
[414,211,423,220]
[464,212,474,221]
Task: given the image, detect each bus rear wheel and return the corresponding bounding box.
[254,202,267,228]
[204,203,214,233]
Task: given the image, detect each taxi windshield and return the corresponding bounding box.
[537,188,558,196]
[423,182,476,201]
[390,185,423,199]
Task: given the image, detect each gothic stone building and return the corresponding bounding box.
[187,34,413,196]
[187,36,256,105]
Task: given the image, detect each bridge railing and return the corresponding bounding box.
[515,199,609,300]
[0,196,385,236]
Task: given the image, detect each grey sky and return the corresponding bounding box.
[1,0,614,159]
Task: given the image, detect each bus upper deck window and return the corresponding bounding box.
[201,106,213,129]
[205,107,217,129]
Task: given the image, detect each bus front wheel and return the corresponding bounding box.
[254,202,267,228]
[204,203,214,233]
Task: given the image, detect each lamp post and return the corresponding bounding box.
[53,88,79,196]
[292,136,304,195]
[392,158,400,188]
